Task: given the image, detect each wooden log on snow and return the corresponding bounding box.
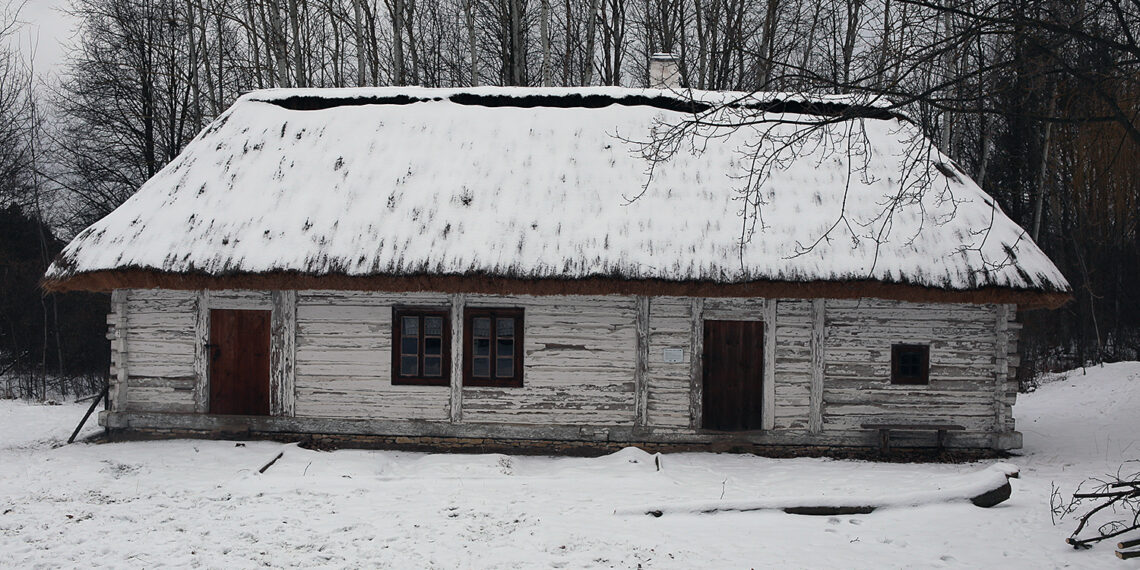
[1118,549,1140,560]
[783,506,876,516]
[1119,537,1140,550]
[623,464,1018,516]
[969,480,1012,508]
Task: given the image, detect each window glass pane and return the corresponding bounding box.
[497,338,514,357]
[473,357,490,377]
[473,317,491,337]
[424,356,442,377]
[474,337,490,357]
[400,355,418,376]
[402,316,419,336]
[425,337,442,355]
[900,351,921,376]
[496,357,514,378]
[401,336,419,355]
[496,317,514,337]
[425,316,443,336]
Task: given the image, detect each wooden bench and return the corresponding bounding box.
[861,423,966,453]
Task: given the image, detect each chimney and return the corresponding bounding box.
[649,53,681,90]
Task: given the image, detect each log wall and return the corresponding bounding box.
[294,291,450,421]
[108,288,1021,449]
[820,299,1009,438]
[120,289,198,413]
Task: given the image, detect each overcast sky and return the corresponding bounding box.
[7,0,77,78]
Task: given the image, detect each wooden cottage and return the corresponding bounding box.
[44,87,1069,452]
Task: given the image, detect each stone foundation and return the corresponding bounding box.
[96,426,1008,463]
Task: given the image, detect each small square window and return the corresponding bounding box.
[891,344,930,385]
[392,308,450,386]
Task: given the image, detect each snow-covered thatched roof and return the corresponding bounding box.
[44,86,1070,306]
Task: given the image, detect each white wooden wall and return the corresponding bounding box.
[772,300,813,432]
[294,291,450,420]
[295,292,637,425]
[110,288,1018,444]
[461,295,637,425]
[820,299,1005,434]
[120,289,198,413]
[644,297,692,428]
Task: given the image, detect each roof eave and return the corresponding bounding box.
[42,269,1072,310]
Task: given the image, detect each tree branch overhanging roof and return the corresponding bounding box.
[43,86,1071,308]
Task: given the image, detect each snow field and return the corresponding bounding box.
[1,362,1137,568]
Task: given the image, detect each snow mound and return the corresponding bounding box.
[1016,361,1140,467]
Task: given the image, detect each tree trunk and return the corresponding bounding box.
[287,0,306,87]
[466,0,478,86]
[353,0,366,86]
[391,0,406,85]
[267,0,291,87]
[510,0,523,85]
[758,0,779,88]
[584,0,598,85]
[186,0,202,128]
[1032,86,1058,243]
[841,0,864,93]
[404,0,420,84]
[541,0,551,86]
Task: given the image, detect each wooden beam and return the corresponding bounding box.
[993,303,1010,438]
[688,298,704,430]
[110,289,129,413]
[809,298,825,434]
[101,410,1007,449]
[634,295,650,428]
[193,289,210,413]
[270,290,296,417]
[762,299,777,431]
[449,293,466,423]
[206,290,273,310]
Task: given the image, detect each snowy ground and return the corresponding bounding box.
[1,364,1137,568]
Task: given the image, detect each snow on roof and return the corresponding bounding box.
[45,86,1069,296]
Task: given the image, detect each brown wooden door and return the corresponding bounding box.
[703,320,764,431]
[209,309,271,416]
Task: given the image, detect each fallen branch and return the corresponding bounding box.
[1053,461,1140,552]
[258,451,284,474]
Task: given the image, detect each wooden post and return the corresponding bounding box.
[688,297,704,430]
[193,289,211,413]
[270,290,296,417]
[110,289,129,413]
[809,298,825,434]
[993,303,1011,439]
[762,299,777,431]
[634,296,650,428]
[68,384,107,443]
[449,293,466,423]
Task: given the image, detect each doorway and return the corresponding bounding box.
[208,309,271,415]
[702,320,764,430]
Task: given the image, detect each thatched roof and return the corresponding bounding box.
[44,86,1070,307]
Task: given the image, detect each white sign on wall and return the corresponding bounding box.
[662,348,685,363]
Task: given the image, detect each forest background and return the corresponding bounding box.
[0,0,1136,398]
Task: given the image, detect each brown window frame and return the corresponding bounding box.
[891,344,930,385]
[392,308,451,386]
[463,307,524,388]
